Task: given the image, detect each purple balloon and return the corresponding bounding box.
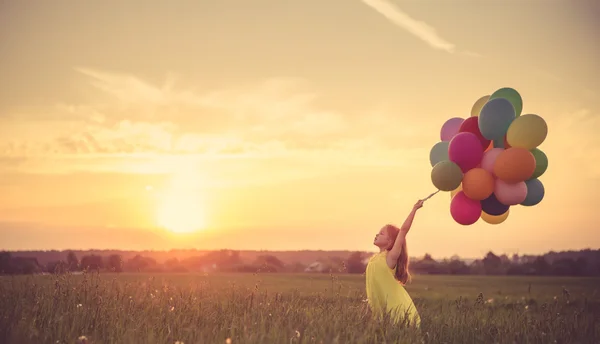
[450,191,482,225]
[441,117,464,141]
[448,132,484,173]
[481,193,510,216]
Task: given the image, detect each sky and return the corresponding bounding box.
[0,0,599,258]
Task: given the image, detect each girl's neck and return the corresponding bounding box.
[379,248,387,253]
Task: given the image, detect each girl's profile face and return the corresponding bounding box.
[373,226,391,248]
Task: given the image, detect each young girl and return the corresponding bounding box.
[365,199,423,326]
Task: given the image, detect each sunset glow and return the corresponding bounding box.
[0,0,598,256]
[156,169,208,234]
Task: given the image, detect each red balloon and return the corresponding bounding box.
[459,117,491,149]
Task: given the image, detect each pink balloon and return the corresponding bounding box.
[495,180,527,205]
[448,132,484,173]
[450,191,482,225]
[441,117,464,141]
[481,148,504,174]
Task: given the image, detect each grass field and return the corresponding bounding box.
[1,273,599,343]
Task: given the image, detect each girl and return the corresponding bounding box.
[365,199,423,326]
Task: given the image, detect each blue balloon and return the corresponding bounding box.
[429,141,450,167]
[478,98,516,140]
[481,194,509,216]
[493,138,505,148]
[521,179,545,206]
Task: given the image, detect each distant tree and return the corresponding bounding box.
[47,261,68,274]
[483,252,502,275]
[81,255,104,272]
[0,252,12,274]
[107,254,123,272]
[11,257,42,274]
[124,255,157,272]
[412,254,439,274]
[446,259,470,275]
[253,255,285,272]
[66,251,79,271]
[346,252,366,274]
[531,256,550,275]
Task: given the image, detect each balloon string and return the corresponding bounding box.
[422,190,440,202]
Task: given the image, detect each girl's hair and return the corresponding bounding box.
[384,224,411,285]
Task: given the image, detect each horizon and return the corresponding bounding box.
[1,0,599,258]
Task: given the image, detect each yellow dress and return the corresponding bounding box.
[365,250,421,326]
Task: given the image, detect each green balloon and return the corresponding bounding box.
[429,141,450,167]
[490,87,523,117]
[530,148,548,179]
[431,161,463,191]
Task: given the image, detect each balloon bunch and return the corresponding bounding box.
[429,88,548,225]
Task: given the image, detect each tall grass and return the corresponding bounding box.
[1,273,598,343]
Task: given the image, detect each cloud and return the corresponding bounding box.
[361,0,478,56]
[0,67,435,176]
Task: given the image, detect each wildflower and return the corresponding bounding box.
[485,298,494,304]
[225,338,232,344]
[295,330,301,338]
[77,304,83,308]
[525,305,529,310]
[77,336,89,344]
[175,341,184,344]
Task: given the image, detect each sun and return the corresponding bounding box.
[156,170,207,234]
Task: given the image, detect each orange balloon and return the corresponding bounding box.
[462,168,495,200]
[493,148,536,183]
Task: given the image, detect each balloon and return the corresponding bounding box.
[431,161,463,191]
[471,95,490,117]
[481,148,504,174]
[462,168,495,200]
[492,135,511,149]
[481,209,509,225]
[495,179,527,205]
[504,135,511,149]
[530,148,548,179]
[450,183,463,198]
[481,193,510,216]
[494,148,536,183]
[478,98,516,140]
[429,141,450,167]
[521,179,545,206]
[490,87,523,117]
[450,191,482,225]
[448,132,484,172]
[441,117,465,141]
[506,114,548,149]
[484,141,493,152]
[459,117,491,149]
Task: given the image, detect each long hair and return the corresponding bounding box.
[385,224,411,285]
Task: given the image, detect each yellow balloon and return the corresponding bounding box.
[450,183,463,198]
[471,95,490,117]
[506,114,548,149]
[481,209,509,225]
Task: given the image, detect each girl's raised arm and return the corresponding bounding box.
[388,200,423,261]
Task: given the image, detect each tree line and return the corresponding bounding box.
[1,249,599,276]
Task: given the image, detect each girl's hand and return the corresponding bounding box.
[413,200,424,210]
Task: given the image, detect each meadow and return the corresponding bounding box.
[1,273,599,344]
